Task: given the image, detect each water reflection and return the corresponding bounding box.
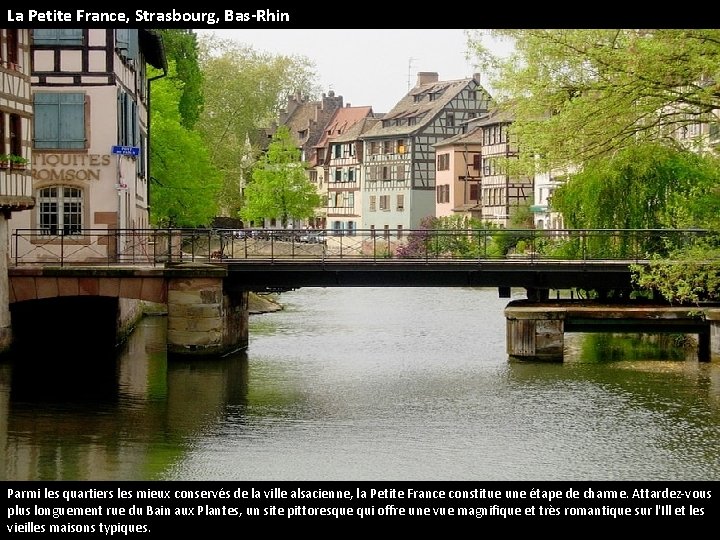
[1,287,719,481]
[0,316,250,480]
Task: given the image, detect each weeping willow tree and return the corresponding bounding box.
[550,143,720,261]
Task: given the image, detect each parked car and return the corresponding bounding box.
[298,230,326,244]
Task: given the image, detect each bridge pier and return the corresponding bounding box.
[708,309,720,360]
[166,265,248,357]
[505,301,718,362]
[505,305,566,362]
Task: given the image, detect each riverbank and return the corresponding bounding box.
[249,292,284,314]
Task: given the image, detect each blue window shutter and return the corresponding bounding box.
[126,95,133,147]
[116,29,129,58]
[131,99,138,147]
[33,29,82,45]
[58,94,85,148]
[34,93,61,148]
[117,89,122,144]
[33,93,84,149]
[128,30,139,62]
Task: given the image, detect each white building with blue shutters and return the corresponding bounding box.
[9,28,166,263]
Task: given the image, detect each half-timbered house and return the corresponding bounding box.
[311,105,378,233]
[0,28,33,352]
[10,28,166,261]
[360,72,491,236]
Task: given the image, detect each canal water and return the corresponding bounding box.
[1,287,719,481]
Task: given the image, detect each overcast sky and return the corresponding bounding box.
[194,29,512,113]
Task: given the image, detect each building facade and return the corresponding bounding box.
[1,28,34,352]
[433,125,483,220]
[10,28,166,263]
[470,110,533,228]
[311,106,377,234]
[361,72,491,236]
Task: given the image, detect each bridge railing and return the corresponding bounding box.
[9,227,718,266]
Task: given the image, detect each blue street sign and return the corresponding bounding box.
[111,145,140,156]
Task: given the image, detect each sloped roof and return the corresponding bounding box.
[468,107,514,128]
[362,75,482,138]
[434,125,484,147]
[283,100,321,140]
[332,116,382,143]
[314,106,374,148]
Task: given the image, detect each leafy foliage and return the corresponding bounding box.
[553,143,720,230]
[631,242,720,305]
[240,127,321,227]
[467,29,720,172]
[149,68,222,227]
[549,143,720,258]
[156,30,204,129]
[195,34,320,219]
[395,215,524,259]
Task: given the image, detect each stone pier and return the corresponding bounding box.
[166,265,248,357]
[505,301,718,362]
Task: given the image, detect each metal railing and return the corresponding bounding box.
[10,227,719,267]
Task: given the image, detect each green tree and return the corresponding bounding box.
[240,126,321,228]
[631,243,720,305]
[196,34,320,219]
[467,29,720,172]
[553,143,720,230]
[149,64,222,227]
[546,143,720,260]
[156,29,204,129]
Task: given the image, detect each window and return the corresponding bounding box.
[482,158,495,176]
[446,112,455,128]
[437,153,450,171]
[469,183,480,201]
[381,166,390,180]
[383,140,393,154]
[436,184,450,204]
[33,29,83,46]
[334,168,342,182]
[34,92,86,149]
[395,164,405,180]
[397,139,406,154]
[118,90,138,147]
[379,195,390,211]
[9,114,22,157]
[38,186,83,235]
[4,29,19,68]
[710,123,720,141]
[333,144,342,158]
[472,154,481,170]
[369,196,376,212]
[397,194,404,211]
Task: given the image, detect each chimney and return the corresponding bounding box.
[417,72,439,86]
